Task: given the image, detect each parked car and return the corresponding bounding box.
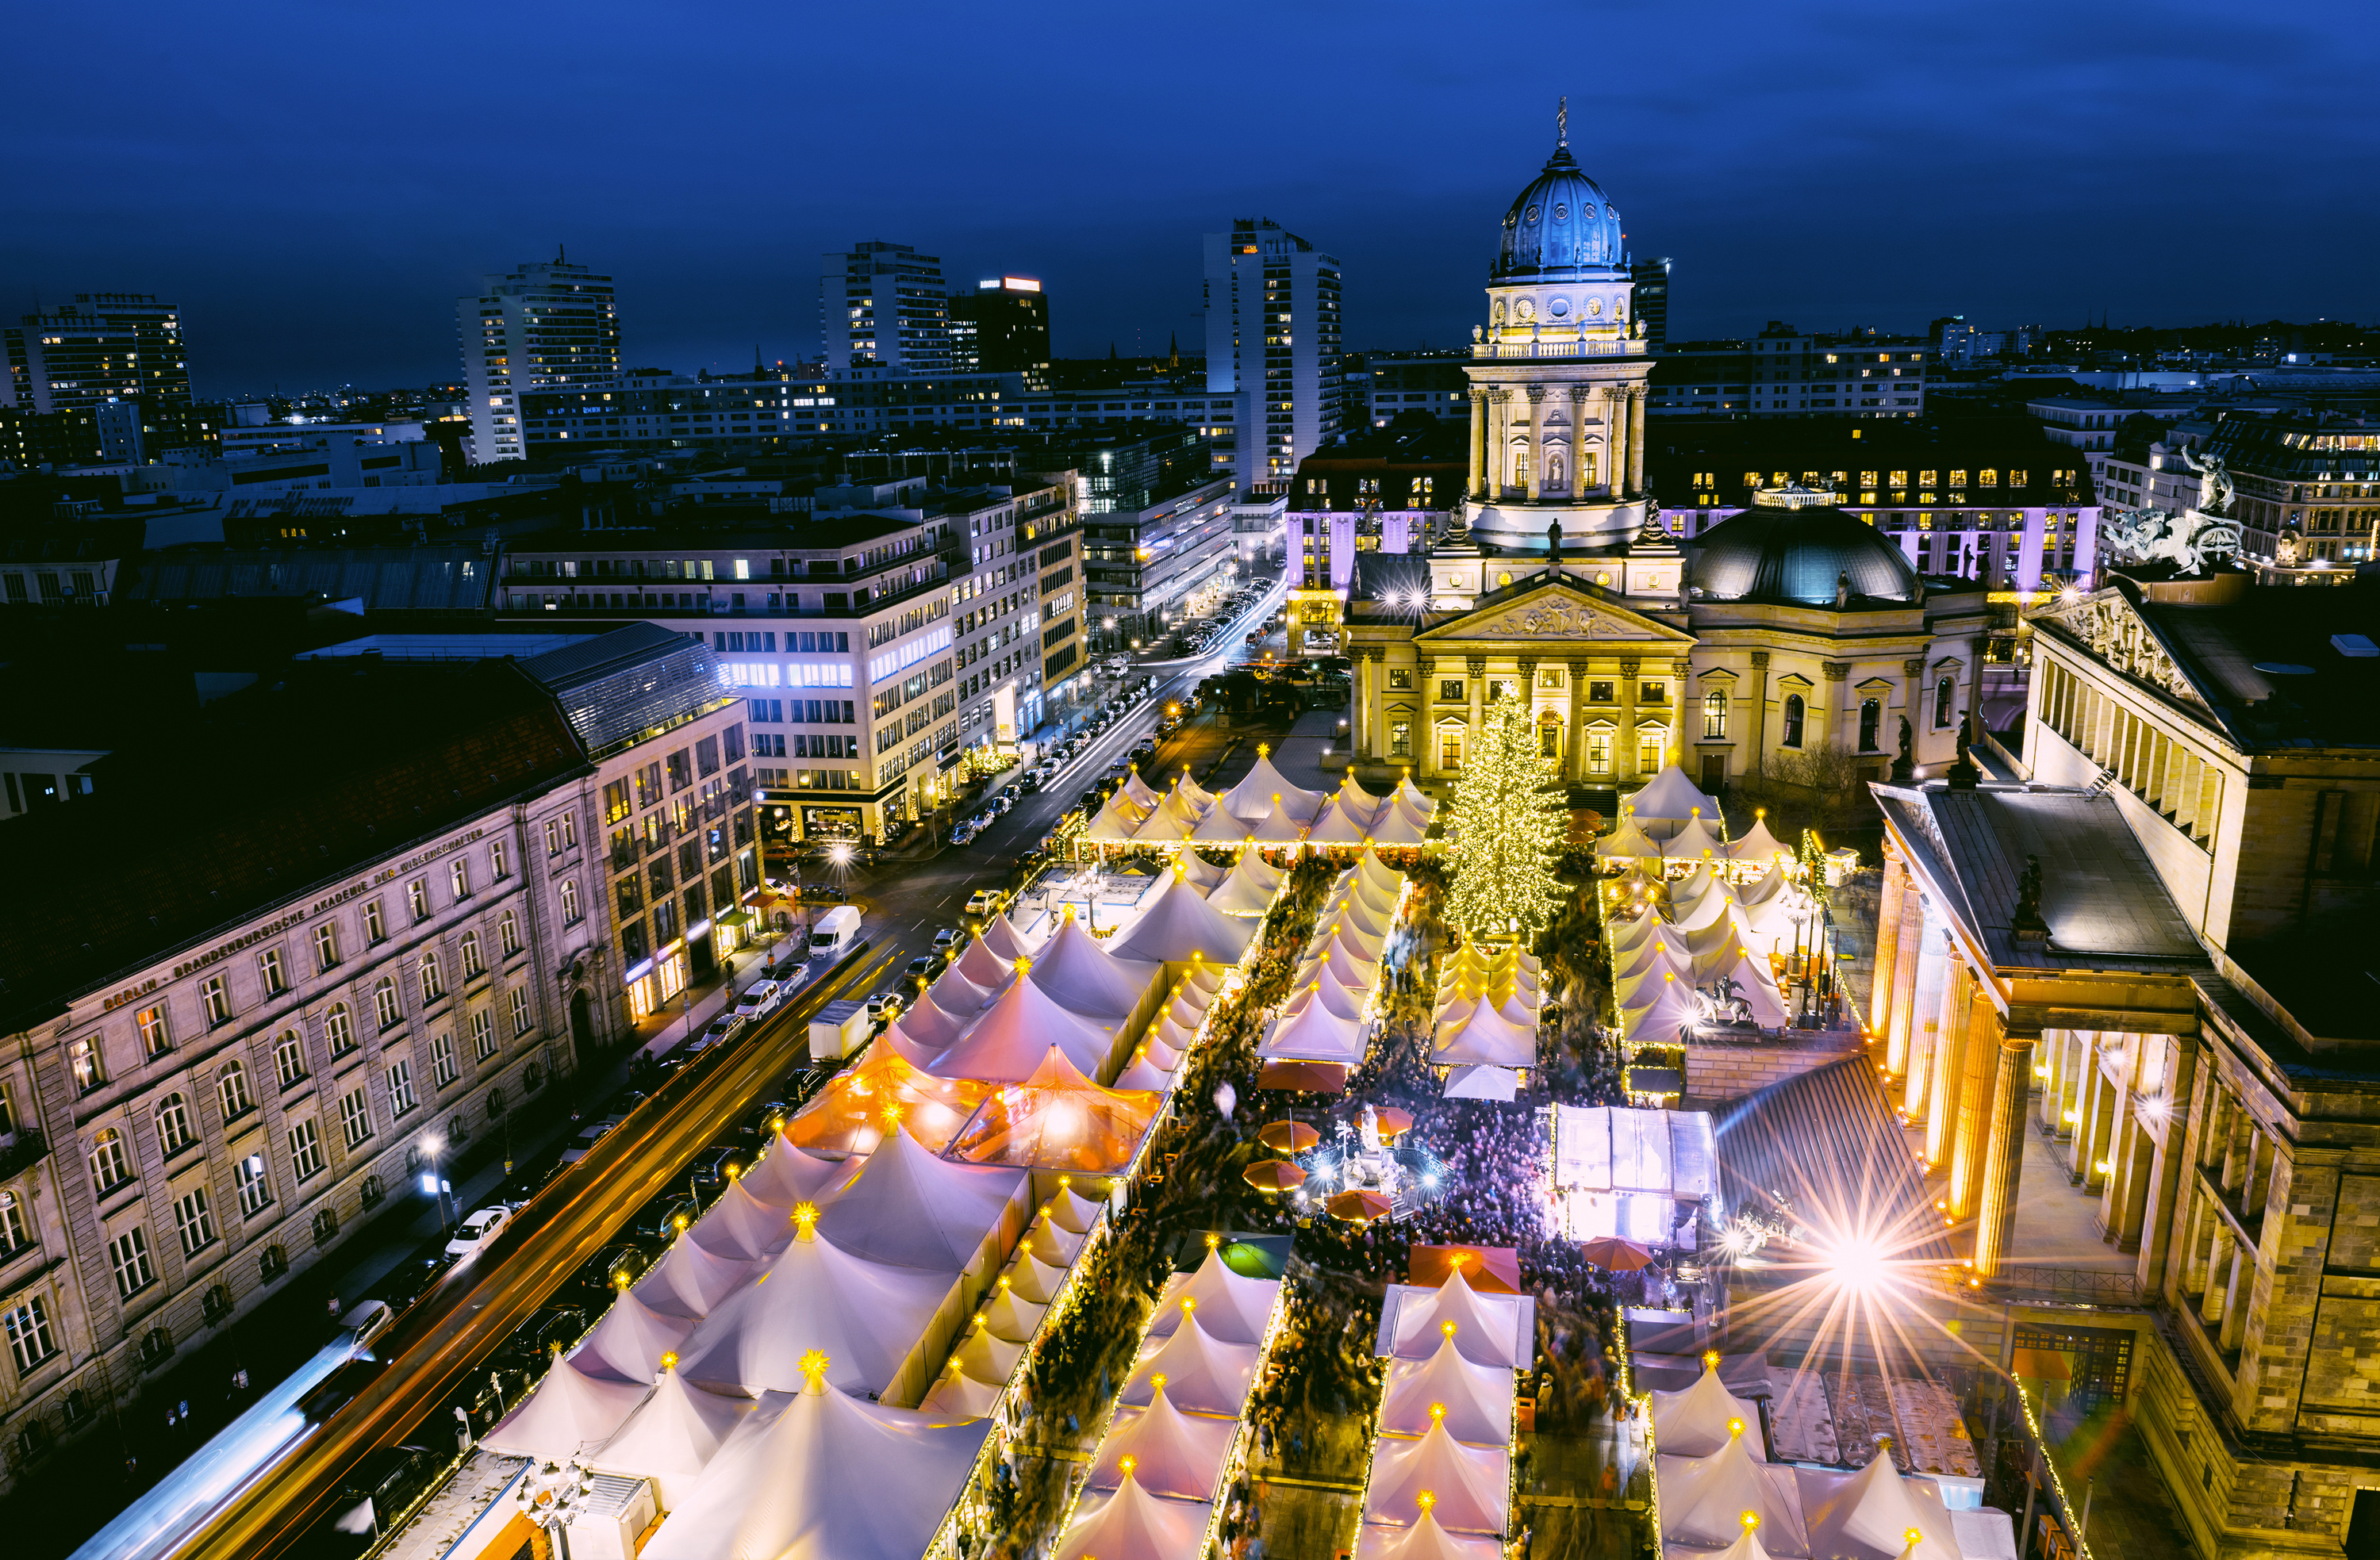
[905,955,937,987]
[1131,738,1158,761]
[950,822,977,846]
[965,888,1006,917]
[932,927,964,954]
[689,1142,752,1190]
[686,1014,745,1055]
[341,1297,396,1350]
[331,1443,438,1540]
[577,1244,653,1297]
[866,990,906,1027]
[376,1257,451,1317]
[443,1205,514,1262]
[809,905,864,957]
[631,1192,700,1244]
[1018,772,1043,794]
[505,1302,590,1366]
[733,980,781,1021]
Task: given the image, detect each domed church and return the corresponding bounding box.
[1340,113,1992,803]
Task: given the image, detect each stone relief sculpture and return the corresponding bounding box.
[2097,504,2242,577]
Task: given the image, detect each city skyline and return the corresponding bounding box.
[3,0,2374,392]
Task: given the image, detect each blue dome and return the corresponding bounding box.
[1689,503,1920,605]
[1494,143,1626,282]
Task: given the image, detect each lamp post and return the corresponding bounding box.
[514,1458,595,1560]
[418,1136,455,1237]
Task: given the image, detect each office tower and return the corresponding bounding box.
[820,242,950,374]
[1203,219,1345,482]
[2,294,192,416]
[947,277,1050,372]
[1630,257,1671,353]
[456,255,620,464]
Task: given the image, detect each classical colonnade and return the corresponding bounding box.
[1467,384,1646,502]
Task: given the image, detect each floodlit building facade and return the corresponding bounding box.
[1204,219,1345,481]
[821,241,951,376]
[458,257,622,464]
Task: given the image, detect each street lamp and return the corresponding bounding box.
[418,1136,455,1236]
[514,1459,596,1560]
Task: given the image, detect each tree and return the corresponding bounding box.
[1444,698,1564,942]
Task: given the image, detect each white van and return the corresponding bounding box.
[808,906,863,958]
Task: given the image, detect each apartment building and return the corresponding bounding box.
[821,241,950,375]
[458,257,621,464]
[1203,218,1345,481]
[2196,414,2380,574]
[0,662,607,1488]
[1649,325,1929,420]
[1361,351,1470,430]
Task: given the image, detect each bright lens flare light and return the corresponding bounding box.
[1820,1233,1894,1294]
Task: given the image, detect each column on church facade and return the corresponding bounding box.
[1902,913,1949,1120]
[1823,662,1849,750]
[1518,658,1541,767]
[1468,389,1488,498]
[2054,1029,2086,1141]
[1973,1018,2040,1278]
[1947,979,2002,1220]
[1626,388,1647,495]
[1566,387,1590,495]
[1465,655,1487,767]
[2135,1031,2199,1294]
[1871,853,1906,1041]
[1924,949,1974,1167]
[1618,657,1641,783]
[1524,388,1546,501]
[1884,880,1926,1074]
[1567,659,1592,783]
[1353,648,1376,757]
[2082,1046,2117,1193]
[1670,659,1690,771]
[1602,386,1623,499]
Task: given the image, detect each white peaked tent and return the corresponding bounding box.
[639,1378,992,1560]
[884,994,972,1056]
[1357,848,1407,896]
[1305,794,1378,845]
[1205,849,1287,915]
[1651,1359,1763,1458]
[1695,948,1791,1028]
[739,1136,848,1209]
[1023,1212,1086,1267]
[1666,813,1727,860]
[1247,802,1311,843]
[1120,769,1163,810]
[1284,971,1367,1026]
[814,1128,1023,1274]
[1371,801,1433,845]
[1625,765,1722,838]
[1030,912,1163,1023]
[636,1230,754,1322]
[1656,1430,1811,1552]
[920,1360,1003,1417]
[1620,981,1703,1045]
[1433,1002,1537,1068]
[1054,1473,1212,1560]
[1110,871,1259,964]
[1726,812,1791,864]
[589,1365,756,1509]
[1359,1512,1508,1560]
[1190,801,1257,844]
[940,939,1008,1002]
[1441,1064,1520,1101]
[1220,749,1326,822]
[1595,817,1664,859]
[1114,1052,1173,1091]
[1672,887,1738,934]
[1669,860,1719,910]
[925,968,1114,1083]
[1084,789,1153,843]
[1257,994,1367,1064]
[947,1324,1024,1386]
[484,1353,651,1462]
[1087,1386,1238,1499]
[1362,1420,1511,1536]
[674,1224,952,1399]
[1666,1517,1783,1560]
[1130,804,1196,844]
[1303,937,1380,996]
[1795,1451,1964,1560]
[981,1283,1046,1343]
[1390,1269,1526,1369]
[1178,849,1229,891]
[1737,861,1788,910]
[1148,1249,1280,1346]
[1119,1311,1260,1415]
[978,911,1046,966]
[1048,1186,1105,1235]
[1379,1335,1515,1446]
[686,1179,795,1263]
[1613,958,1692,1010]
[573,1289,697,1386]
[1000,1249,1070,1305]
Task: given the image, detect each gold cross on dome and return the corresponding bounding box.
[1557,96,1568,146]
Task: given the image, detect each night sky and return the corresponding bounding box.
[5,0,2372,394]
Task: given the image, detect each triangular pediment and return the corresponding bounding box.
[1414,581,1691,646]
[2031,587,2211,714]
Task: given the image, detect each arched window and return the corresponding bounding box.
[324,1002,355,1056]
[499,912,522,958]
[1537,710,1562,758]
[459,932,484,980]
[272,1029,307,1090]
[1934,677,1956,729]
[419,952,443,1004]
[217,1060,252,1123]
[374,978,401,1030]
[1702,689,1728,740]
[486,1087,505,1124]
[155,1093,193,1156]
[559,880,582,924]
[88,1129,130,1197]
[1782,694,1806,749]
[1859,698,1882,753]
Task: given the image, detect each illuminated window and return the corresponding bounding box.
[1860,698,1882,752]
[1437,726,1464,770]
[1703,691,1728,739]
[1782,694,1806,749]
[88,1129,131,1197]
[69,1037,106,1092]
[1934,677,1956,729]
[325,1002,355,1056]
[1587,732,1612,773]
[136,1005,170,1057]
[1637,729,1664,773]
[1389,722,1411,758]
[217,1062,252,1122]
[155,1093,194,1156]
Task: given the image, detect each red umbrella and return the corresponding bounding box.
[1258,1121,1320,1153]
[1578,1236,1656,1272]
[1326,1189,1393,1224]
[1243,1159,1307,1192]
[1371,1106,1415,1139]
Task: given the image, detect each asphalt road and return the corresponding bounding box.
[172,944,894,1560]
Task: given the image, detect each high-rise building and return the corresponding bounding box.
[820,242,950,376]
[456,255,620,464]
[948,278,1050,373]
[1203,219,1344,482]
[2,294,192,419]
[1630,257,1672,354]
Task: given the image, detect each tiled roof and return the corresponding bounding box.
[0,661,589,1033]
[1714,1056,1952,1264]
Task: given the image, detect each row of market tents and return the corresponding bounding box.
[1044,1248,1288,1558]
[1430,941,1543,1101]
[1593,765,1788,866]
[1607,860,1800,1044]
[1253,849,1410,1089]
[1083,748,1438,848]
[1649,1357,2020,1560]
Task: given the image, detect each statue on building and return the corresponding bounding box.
[1891,715,1914,782]
[2180,446,2235,516]
[1546,517,1563,564]
[2098,503,2243,577]
[2012,853,2048,942]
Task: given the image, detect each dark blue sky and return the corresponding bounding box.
[6,0,2372,394]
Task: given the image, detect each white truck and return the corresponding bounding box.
[808,905,863,959]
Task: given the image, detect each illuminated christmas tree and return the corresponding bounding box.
[1444,696,1562,942]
